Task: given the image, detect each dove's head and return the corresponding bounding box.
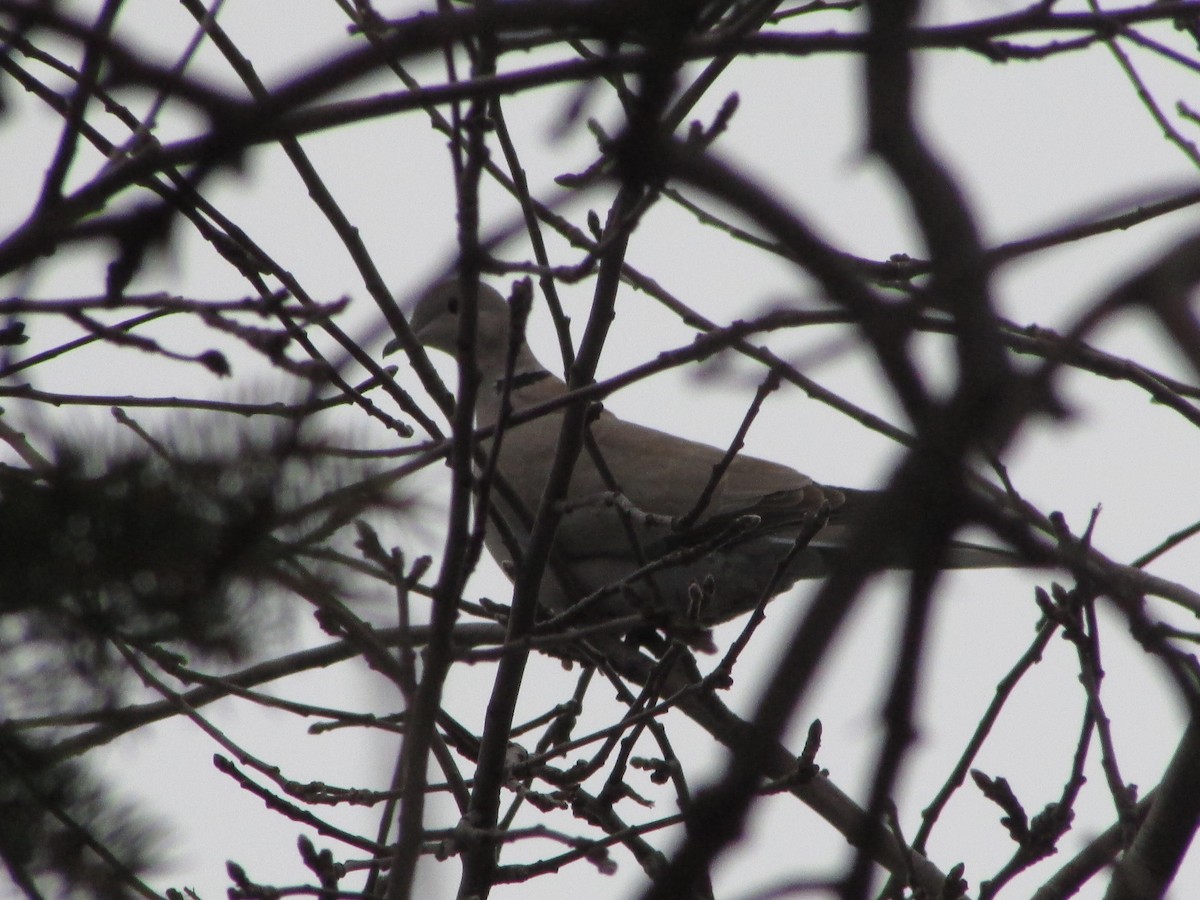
[404,280,541,379]
[409,280,509,354]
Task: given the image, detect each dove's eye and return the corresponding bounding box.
[446,295,459,315]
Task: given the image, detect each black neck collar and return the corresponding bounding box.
[494,369,551,392]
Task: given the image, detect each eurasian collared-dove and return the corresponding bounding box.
[403,280,1016,631]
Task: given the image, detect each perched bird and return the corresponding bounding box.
[402,280,1016,634]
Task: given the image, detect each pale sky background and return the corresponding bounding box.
[3,1,1200,898]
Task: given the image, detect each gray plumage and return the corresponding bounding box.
[405,280,1017,631]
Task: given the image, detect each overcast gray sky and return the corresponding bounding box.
[3,1,1200,898]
